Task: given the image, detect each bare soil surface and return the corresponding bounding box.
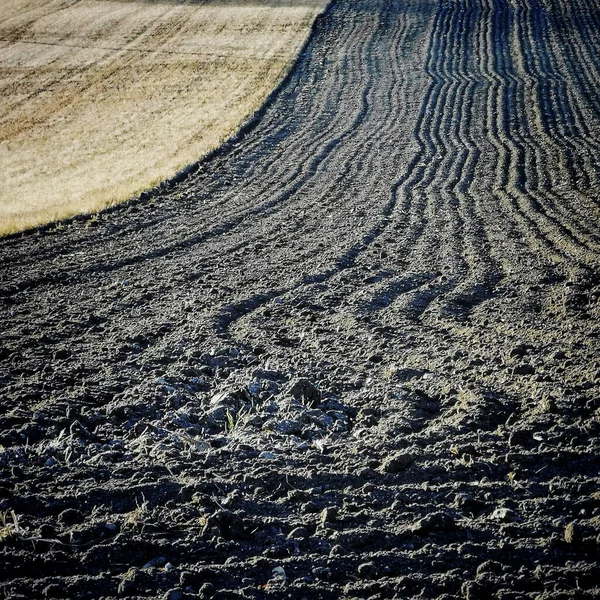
[1,0,600,598]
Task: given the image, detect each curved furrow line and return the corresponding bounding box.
[511,0,600,250]
[479,0,585,269]
[218,0,435,324]
[0,9,384,294]
[548,0,600,157]
[528,4,600,200]
[387,2,474,320]
[220,1,424,335]
[175,1,419,280]
[545,0,600,194]
[428,0,503,319]
[554,0,600,126]
[382,1,459,256]
[0,5,354,272]
[495,0,599,266]
[159,5,412,247]
[222,3,435,335]
[519,1,587,189]
[417,0,504,320]
[349,0,473,321]
[472,0,552,277]
[197,13,413,314]
[515,13,600,262]
[138,2,415,290]
[374,0,497,322]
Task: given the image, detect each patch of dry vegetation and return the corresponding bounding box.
[0,0,328,236]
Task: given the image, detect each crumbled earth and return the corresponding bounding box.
[1,0,600,598]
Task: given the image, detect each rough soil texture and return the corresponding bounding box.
[1,0,600,598]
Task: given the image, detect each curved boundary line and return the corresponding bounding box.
[3,0,336,242]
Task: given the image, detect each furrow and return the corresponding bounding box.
[511,0,600,252]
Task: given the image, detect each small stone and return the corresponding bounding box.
[368,353,383,364]
[564,522,581,544]
[163,589,184,600]
[320,506,338,523]
[380,452,413,473]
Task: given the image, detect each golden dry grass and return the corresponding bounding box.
[0,0,328,236]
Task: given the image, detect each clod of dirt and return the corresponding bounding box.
[512,364,536,375]
[285,377,321,406]
[564,522,582,544]
[380,452,413,473]
[320,507,339,523]
[412,512,456,534]
[475,560,504,579]
[491,507,517,522]
[357,561,379,578]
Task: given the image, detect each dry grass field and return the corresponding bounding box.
[0,0,328,236]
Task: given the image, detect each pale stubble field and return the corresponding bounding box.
[0,0,327,236]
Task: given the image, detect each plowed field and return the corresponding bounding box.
[1,0,600,598]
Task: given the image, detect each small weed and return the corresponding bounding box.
[0,510,25,542]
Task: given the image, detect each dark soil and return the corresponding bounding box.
[1,0,600,598]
